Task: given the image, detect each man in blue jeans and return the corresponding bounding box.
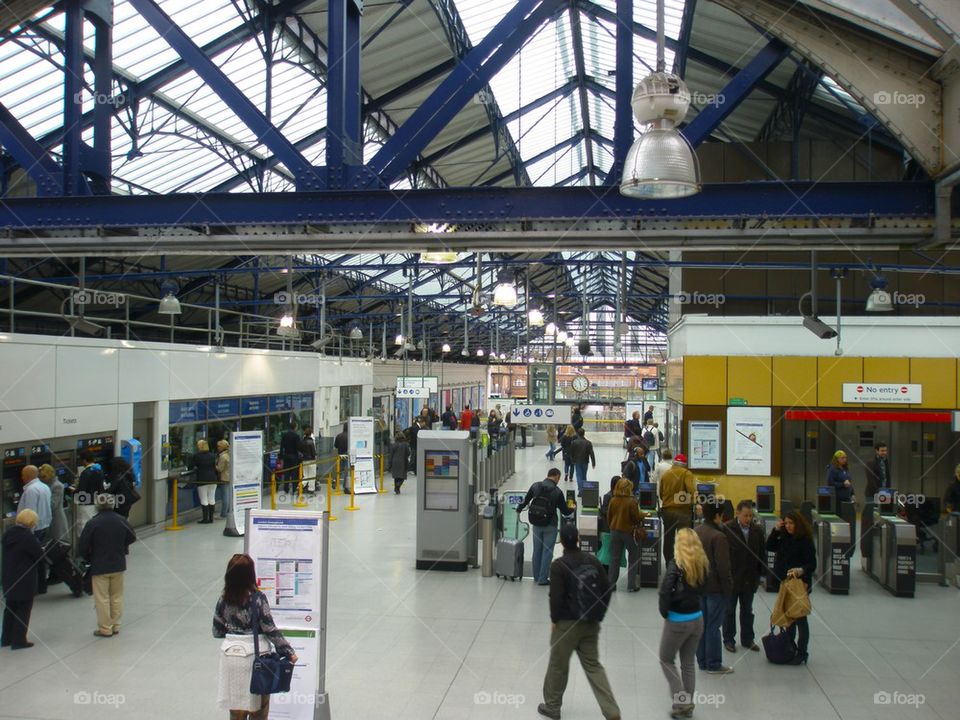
[694,501,734,674]
[568,429,596,497]
[517,469,576,585]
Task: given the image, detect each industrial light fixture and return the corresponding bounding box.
[394,333,404,346]
[157,280,182,315]
[556,329,568,343]
[499,352,507,360]
[349,326,363,340]
[421,251,460,264]
[441,342,451,353]
[528,308,544,327]
[492,269,518,309]
[279,311,295,328]
[565,337,575,348]
[619,0,701,199]
[865,275,893,312]
[476,348,485,357]
[545,321,557,336]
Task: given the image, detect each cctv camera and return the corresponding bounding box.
[802,316,838,339]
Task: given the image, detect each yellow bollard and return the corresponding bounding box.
[166,477,184,531]
[293,464,308,508]
[346,466,359,511]
[333,456,343,496]
[326,471,337,522]
[270,471,278,510]
[378,454,386,494]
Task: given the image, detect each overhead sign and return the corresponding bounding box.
[397,376,438,393]
[396,385,430,398]
[508,404,572,425]
[842,383,921,404]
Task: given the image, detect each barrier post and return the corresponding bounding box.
[166,475,184,531]
[378,453,386,494]
[334,456,343,496]
[346,466,359,511]
[326,471,337,522]
[293,464,309,508]
[270,471,278,510]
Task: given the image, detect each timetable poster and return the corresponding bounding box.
[688,421,721,470]
[230,431,263,535]
[353,456,377,494]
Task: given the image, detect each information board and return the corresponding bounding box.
[230,431,263,536]
[423,450,459,510]
[348,416,374,463]
[353,456,377,495]
[246,510,329,720]
[688,421,721,470]
[397,376,439,393]
[726,407,772,476]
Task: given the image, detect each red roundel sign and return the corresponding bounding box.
[856,385,864,393]
[900,386,908,393]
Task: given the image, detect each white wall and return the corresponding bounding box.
[0,334,374,472]
[373,359,488,393]
[668,315,960,358]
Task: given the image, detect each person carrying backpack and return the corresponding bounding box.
[517,469,575,586]
[538,523,621,720]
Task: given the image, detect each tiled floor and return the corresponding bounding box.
[2,444,957,719]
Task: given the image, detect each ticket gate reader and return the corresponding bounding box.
[639,515,662,587]
[760,513,781,592]
[812,488,850,595]
[755,485,775,514]
[944,513,960,588]
[867,513,916,597]
[637,482,658,512]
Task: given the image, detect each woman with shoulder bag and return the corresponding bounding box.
[213,554,297,720]
[766,510,816,664]
[658,528,708,719]
[606,478,646,592]
[192,439,219,525]
[216,440,231,518]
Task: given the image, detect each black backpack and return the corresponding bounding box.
[564,558,609,622]
[527,483,555,527]
[643,429,656,445]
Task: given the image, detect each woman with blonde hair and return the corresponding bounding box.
[559,425,577,482]
[606,478,645,591]
[191,439,218,524]
[216,440,231,518]
[658,528,708,719]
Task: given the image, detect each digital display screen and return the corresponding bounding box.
[816,487,835,514]
[637,482,657,510]
[424,451,459,511]
[755,486,774,513]
[697,483,715,495]
[641,378,659,391]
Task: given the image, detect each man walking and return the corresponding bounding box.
[723,501,765,653]
[539,523,621,720]
[518,468,575,586]
[694,502,734,674]
[569,429,596,497]
[864,442,891,500]
[658,453,695,564]
[79,494,136,638]
[334,423,350,492]
[280,421,302,495]
[17,465,51,594]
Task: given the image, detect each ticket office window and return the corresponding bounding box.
[170,423,205,470]
[207,419,238,447]
[340,385,362,423]
[240,415,268,445]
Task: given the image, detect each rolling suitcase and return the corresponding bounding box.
[495,512,528,581]
[44,540,87,598]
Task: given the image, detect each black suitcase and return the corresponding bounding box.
[44,542,88,598]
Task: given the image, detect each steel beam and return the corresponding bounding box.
[0,102,63,195]
[325,0,364,188]
[682,38,791,147]
[126,0,323,190]
[673,0,696,77]
[62,0,86,196]
[569,6,596,185]
[365,0,566,187]
[606,0,633,185]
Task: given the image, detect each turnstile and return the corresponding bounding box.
[942,513,960,588]
[813,514,851,594]
[759,513,781,592]
[867,514,917,597]
[639,516,662,587]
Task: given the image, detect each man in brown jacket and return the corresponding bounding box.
[694,502,734,674]
[658,453,696,564]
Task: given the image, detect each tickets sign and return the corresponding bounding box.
[842,383,921,404]
[508,404,572,425]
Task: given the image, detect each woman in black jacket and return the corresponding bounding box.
[191,439,219,524]
[559,425,576,482]
[766,510,816,664]
[1,509,44,649]
[658,528,708,719]
[389,432,410,494]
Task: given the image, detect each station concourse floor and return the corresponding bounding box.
[3,444,958,720]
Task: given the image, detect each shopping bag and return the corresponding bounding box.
[762,625,797,664]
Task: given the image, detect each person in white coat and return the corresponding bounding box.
[650,448,674,493]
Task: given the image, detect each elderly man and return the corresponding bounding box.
[17,465,51,594]
[79,494,136,638]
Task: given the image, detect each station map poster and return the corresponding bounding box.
[424,450,459,511]
[348,416,374,464]
[230,431,263,536]
[726,407,772,476]
[688,421,721,470]
[246,510,329,720]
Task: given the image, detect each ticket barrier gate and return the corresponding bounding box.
[639,516,662,587]
[867,513,917,597]
[813,516,851,595]
[578,481,600,552]
[942,513,960,588]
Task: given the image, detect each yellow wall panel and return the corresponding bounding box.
[772,356,818,408]
[817,356,863,407]
[684,356,727,405]
[863,357,912,408]
[727,356,772,406]
[910,358,957,409]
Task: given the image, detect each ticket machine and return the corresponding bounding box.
[578,480,599,553]
[812,487,851,595]
[416,431,476,571]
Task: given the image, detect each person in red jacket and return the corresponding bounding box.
[459,405,473,431]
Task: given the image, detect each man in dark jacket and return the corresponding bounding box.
[333,423,350,492]
[539,523,620,720]
[280,421,302,494]
[441,405,458,431]
[517,469,576,586]
[694,502,734,674]
[79,495,136,637]
[864,442,890,500]
[1,509,44,649]
[722,501,765,653]
[623,410,643,448]
[569,429,596,497]
[76,450,106,534]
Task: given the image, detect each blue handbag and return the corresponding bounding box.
[249,595,295,695]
